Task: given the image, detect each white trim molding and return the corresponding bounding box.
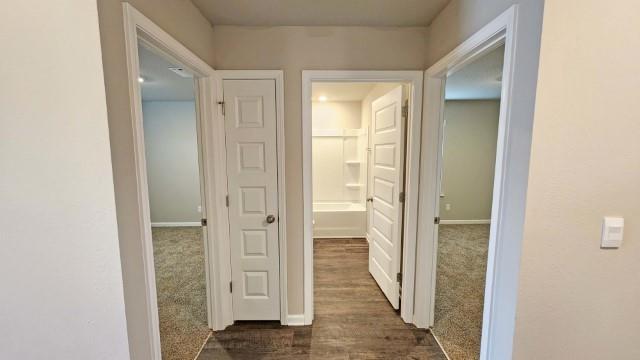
[439,220,491,225]
[414,5,523,360]
[150,222,201,227]
[302,70,424,326]
[122,4,231,359]
[215,70,288,325]
[286,314,306,326]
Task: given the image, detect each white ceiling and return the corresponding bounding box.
[312,83,376,102]
[191,0,451,26]
[445,45,505,100]
[138,44,195,102]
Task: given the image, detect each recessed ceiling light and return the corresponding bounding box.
[138,76,145,83]
[319,95,328,102]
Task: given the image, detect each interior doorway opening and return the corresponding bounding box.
[311,82,410,310]
[302,71,424,326]
[137,42,212,360]
[431,44,506,360]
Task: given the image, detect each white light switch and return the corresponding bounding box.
[601,217,624,249]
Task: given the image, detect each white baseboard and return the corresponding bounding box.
[313,235,366,239]
[151,222,201,227]
[286,314,306,326]
[439,219,491,225]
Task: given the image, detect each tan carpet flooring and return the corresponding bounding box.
[152,227,211,360]
[433,224,490,360]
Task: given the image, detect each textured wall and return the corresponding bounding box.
[0,0,129,358]
[514,0,640,358]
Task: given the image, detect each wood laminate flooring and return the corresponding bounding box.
[198,238,447,359]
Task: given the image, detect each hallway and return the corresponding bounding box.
[197,238,447,359]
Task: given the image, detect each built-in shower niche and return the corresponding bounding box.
[312,128,368,205]
[312,127,368,238]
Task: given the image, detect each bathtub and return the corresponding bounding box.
[313,202,367,238]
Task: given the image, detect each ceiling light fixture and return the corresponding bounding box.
[319,95,328,102]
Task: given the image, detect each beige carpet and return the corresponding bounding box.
[152,227,211,360]
[433,224,490,360]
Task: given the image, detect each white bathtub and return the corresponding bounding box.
[313,202,367,238]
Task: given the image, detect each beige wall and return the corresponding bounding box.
[96,1,215,359]
[514,1,640,358]
[440,100,500,221]
[142,101,202,223]
[213,25,428,314]
[427,1,544,358]
[0,0,129,357]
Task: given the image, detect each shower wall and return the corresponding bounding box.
[312,101,367,237]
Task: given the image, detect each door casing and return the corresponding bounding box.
[301,71,424,326]
[122,4,229,359]
[415,6,523,360]
[216,70,288,326]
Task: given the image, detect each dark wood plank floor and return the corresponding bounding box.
[198,238,447,359]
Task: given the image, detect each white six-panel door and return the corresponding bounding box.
[368,86,405,309]
[223,79,280,320]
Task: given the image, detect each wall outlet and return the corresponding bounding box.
[197,205,202,213]
[445,203,451,211]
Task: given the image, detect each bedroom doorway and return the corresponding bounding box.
[431,44,505,360]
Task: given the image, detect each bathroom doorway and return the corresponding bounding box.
[311,81,410,307]
[302,71,425,326]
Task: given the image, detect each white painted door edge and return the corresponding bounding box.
[122,4,232,359]
[415,5,523,360]
[302,70,424,326]
[215,70,288,325]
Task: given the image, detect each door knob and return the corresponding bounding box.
[266,214,276,224]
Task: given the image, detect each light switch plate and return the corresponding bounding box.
[601,217,624,249]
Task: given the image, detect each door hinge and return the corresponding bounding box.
[397,272,402,283]
[218,101,225,116]
[399,192,405,203]
[229,281,233,293]
[434,216,440,224]
[402,103,409,119]
[201,218,207,226]
[225,195,229,207]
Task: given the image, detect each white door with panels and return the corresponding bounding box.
[223,79,281,320]
[368,86,405,309]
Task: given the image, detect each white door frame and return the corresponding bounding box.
[122,4,232,359]
[413,6,521,360]
[302,71,424,325]
[215,70,288,325]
